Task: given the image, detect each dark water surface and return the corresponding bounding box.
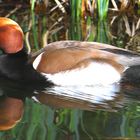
[0,2,140,140]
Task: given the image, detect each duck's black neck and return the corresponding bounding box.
[0,49,53,89]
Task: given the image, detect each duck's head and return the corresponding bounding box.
[0,17,24,54]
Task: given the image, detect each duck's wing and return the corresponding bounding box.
[31,41,134,58]
[36,41,140,67]
[99,47,140,67]
[41,41,139,55]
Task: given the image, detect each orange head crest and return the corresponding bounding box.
[0,17,24,53]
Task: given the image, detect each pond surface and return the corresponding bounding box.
[0,2,140,140]
[1,76,140,140]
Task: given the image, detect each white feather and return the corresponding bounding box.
[42,62,121,86]
[33,53,43,70]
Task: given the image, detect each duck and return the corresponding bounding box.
[0,17,140,87]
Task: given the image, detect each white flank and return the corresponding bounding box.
[42,62,121,86]
[33,53,44,69]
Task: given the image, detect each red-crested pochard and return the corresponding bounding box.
[0,17,140,86]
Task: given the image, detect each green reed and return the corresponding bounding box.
[95,20,111,43]
[70,0,109,21]
[31,0,36,11]
[97,0,109,20]
[31,11,39,50]
[70,0,82,21]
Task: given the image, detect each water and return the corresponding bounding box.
[0,2,140,140]
[1,78,140,140]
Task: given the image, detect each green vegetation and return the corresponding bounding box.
[97,0,109,20]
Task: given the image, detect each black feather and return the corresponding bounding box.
[0,49,54,89]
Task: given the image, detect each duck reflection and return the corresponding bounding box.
[35,84,122,112]
[34,82,140,112]
[121,82,140,98]
[0,77,36,131]
[0,75,140,131]
[0,95,24,130]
